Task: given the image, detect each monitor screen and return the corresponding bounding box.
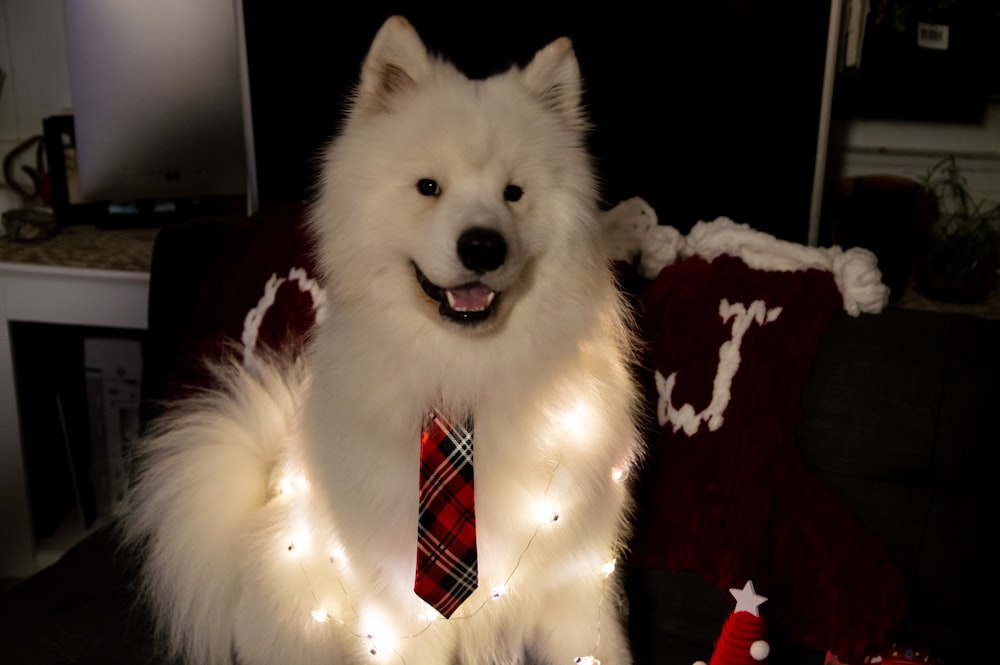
[64,0,247,208]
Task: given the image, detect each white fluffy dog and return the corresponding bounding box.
[122,16,643,665]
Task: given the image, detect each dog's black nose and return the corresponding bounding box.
[457,227,507,273]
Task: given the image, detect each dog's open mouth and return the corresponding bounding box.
[414,263,500,324]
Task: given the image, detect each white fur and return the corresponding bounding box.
[121,16,643,665]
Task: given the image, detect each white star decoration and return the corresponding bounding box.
[730,580,767,616]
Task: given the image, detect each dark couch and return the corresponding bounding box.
[1,214,996,664]
[626,302,998,664]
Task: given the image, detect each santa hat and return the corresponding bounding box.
[695,580,771,665]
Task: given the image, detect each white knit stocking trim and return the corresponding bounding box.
[242,267,327,369]
[640,217,889,316]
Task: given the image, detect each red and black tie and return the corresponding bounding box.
[414,408,478,618]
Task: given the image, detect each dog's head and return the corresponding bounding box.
[310,16,601,336]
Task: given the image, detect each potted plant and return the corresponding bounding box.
[914,155,1000,303]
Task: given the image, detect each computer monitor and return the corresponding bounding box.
[63,0,247,213]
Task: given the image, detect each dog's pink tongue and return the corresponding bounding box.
[446,284,495,311]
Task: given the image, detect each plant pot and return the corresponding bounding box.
[914,219,1000,303]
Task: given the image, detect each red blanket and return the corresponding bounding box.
[629,253,906,662]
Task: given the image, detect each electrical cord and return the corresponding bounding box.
[2,134,47,201]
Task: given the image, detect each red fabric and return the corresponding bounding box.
[165,201,320,401]
[629,254,906,662]
[710,611,767,665]
[414,410,478,617]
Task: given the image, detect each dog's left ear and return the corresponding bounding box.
[354,16,431,114]
[521,37,585,129]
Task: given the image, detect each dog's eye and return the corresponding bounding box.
[503,184,523,202]
[416,178,441,197]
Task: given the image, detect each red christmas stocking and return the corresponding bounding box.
[630,253,906,662]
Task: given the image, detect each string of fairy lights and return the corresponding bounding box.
[273,396,634,665]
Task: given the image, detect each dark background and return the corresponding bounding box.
[242,1,832,244]
[832,1,1000,124]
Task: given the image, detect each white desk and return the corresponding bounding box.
[0,224,157,578]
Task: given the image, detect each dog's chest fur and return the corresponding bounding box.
[297,306,637,588]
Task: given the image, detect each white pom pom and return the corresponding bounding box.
[639,224,684,278]
[603,196,657,263]
[750,639,770,660]
[832,247,890,316]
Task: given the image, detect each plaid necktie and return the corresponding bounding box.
[414,408,478,618]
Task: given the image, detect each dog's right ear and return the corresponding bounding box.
[354,16,431,115]
[521,37,585,131]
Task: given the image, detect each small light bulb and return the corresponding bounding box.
[574,657,601,665]
[603,559,617,577]
[311,609,330,623]
[560,405,584,432]
[279,477,293,494]
[611,466,628,482]
[557,397,596,444]
[366,632,393,657]
[288,529,311,555]
[490,584,507,600]
[330,546,347,563]
[533,503,559,525]
[360,613,394,658]
[295,474,310,490]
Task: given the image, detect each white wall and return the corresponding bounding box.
[0,0,72,214]
[830,105,1000,205]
